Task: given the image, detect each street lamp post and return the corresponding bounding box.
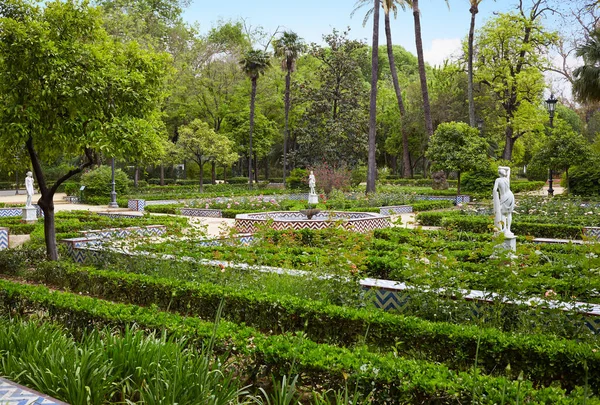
[545,94,558,197]
[108,157,119,208]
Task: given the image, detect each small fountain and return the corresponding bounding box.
[299,208,321,219]
[234,172,389,233]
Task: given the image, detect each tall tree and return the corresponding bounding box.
[573,29,600,103]
[468,0,484,127]
[273,31,305,186]
[475,7,557,160]
[239,49,271,187]
[294,29,368,167]
[177,119,238,192]
[410,0,446,139]
[353,0,413,178]
[366,0,380,193]
[0,0,168,260]
[426,122,489,194]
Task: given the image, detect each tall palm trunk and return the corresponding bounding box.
[366,0,380,193]
[248,77,257,188]
[384,11,412,178]
[283,66,291,186]
[412,0,434,138]
[468,4,478,127]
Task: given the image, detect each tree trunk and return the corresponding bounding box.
[183,160,187,179]
[26,136,93,260]
[366,0,380,194]
[412,0,434,138]
[264,156,269,180]
[159,164,165,186]
[211,161,216,184]
[468,5,478,127]
[253,152,259,183]
[199,159,204,193]
[502,125,515,161]
[248,77,258,188]
[457,171,461,195]
[283,67,291,186]
[134,166,139,187]
[385,11,412,178]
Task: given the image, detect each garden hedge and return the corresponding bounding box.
[9,261,600,394]
[0,277,589,403]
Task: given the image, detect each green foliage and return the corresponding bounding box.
[80,166,129,201]
[0,318,244,405]
[294,29,369,167]
[568,158,600,196]
[0,277,590,402]
[286,168,308,190]
[461,163,498,194]
[426,122,489,193]
[351,165,368,188]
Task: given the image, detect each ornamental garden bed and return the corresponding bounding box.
[0,250,598,402]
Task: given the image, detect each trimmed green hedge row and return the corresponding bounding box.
[0,278,587,403]
[12,261,600,394]
[417,212,583,239]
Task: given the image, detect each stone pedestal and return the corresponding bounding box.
[501,235,517,252]
[308,193,319,205]
[492,235,517,259]
[22,206,37,223]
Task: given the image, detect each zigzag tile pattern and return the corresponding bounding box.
[0,208,22,218]
[583,227,600,240]
[379,205,413,215]
[80,225,166,239]
[128,199,146,212]
[235,212,390,234]
[180,208,222,218]
[0,228,8,250]
[372,289,411,311]
[0,378,65,404]
[97,212,143,219]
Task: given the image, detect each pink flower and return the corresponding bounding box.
[545,289,556,298]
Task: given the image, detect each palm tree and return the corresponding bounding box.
[411,0,449,139]
[353,0,413,178]
[468,0,483,127]
[273,31,305,187]
[574,29,600,103]
[366,0,380,193]
[239,49,271,188]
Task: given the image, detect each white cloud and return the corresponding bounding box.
[423,38,462,66]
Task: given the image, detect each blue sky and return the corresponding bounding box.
[182,0,518,65]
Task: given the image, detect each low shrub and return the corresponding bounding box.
[227,177,250,184]
[80,166,129,201]
[0,277,588,402]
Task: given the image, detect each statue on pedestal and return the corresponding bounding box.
[493,166,515,238]
[25,171,34,208]
[308,170,318,204]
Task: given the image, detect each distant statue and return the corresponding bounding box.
[493,166,515,237]
[308,171,316,195]
[25,171,34,207]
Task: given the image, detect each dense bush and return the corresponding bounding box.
[226,177,249,184]
[286,168,308,190]
[568,161,600,195]
[80,166,129,201]
[461,164,498,194]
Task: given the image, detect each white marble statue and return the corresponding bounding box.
[25,171,34,208]
[308,170,318,204]
[308,171,316,195]
[493,166,515,237]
